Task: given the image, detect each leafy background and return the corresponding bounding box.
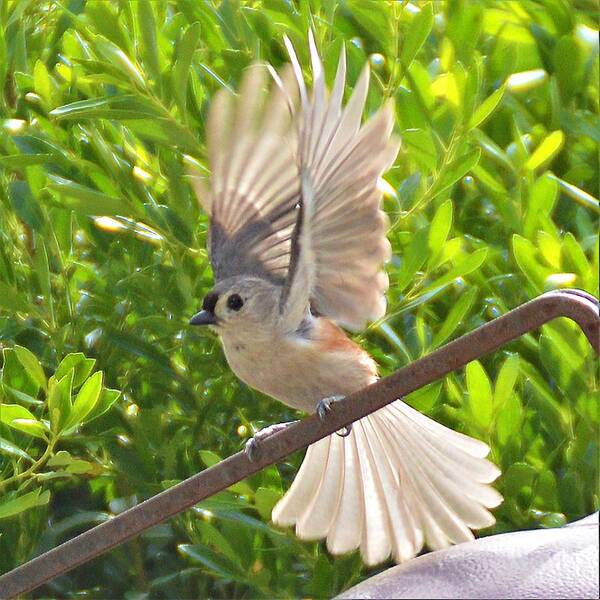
[0,0,598,597]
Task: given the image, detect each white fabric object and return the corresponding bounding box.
[336,512,599,599]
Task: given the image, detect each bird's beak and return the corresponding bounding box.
[189,310,217,326]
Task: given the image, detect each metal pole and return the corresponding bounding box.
[0,289,598,598]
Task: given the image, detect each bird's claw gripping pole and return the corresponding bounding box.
[0,289,598,598]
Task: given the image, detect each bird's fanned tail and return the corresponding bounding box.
[272,400,502,566]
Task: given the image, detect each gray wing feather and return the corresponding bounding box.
[194,63,301,283]
[280,33,399,331]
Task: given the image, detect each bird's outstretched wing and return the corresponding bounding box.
[190,63,301,284]
[191,34,398,330]
[280,33,399,331]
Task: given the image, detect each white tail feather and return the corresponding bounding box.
[272,399,502,566]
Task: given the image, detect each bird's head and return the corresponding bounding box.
[189,276,280,335]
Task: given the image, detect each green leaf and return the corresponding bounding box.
[1,348,39,397]
[0,404,48,438]
[469,84,506,129]
[14,345,47,392]
[50,95,159,120]
[404,381,442,413]
[0,488,51,520]
[401,3,434,69]
[254,487,281,521]
[64,371,103,430]
[0,281,30,312]
[122,118,201,154]
[0,437,34,462]
[137,0,161,83]
[512,234,548,291]
[395,227,430,292]
[199,449,221,468]
[432,287,477,348]
[4,386,43,406]
[524,173,558,238]
[562,232,592,284]
[194,520,241,565]
[33,237,52,313]
[525,130,564,171]
[466,360,493,429]
[537,231,561,269]
[433,149,481,197]
[84,387,121,423]
[539,328,586,397]
[422,248,488,294]
[46,175,131,216]
[47,371,73,433]
[33,59,53,105]
[553,35,583,101]
[504,462,536,502]
[472,164,507,196]
[173,22,201,112]
[66,459,94,474]
[428,200,453,261]
[178,544,248,584]
[55,353,97,389]
[94,35,146,90]
[346,0,394,54]
[494,354,520,408]
[495,392,522,447]
[519,360,568,429]
[48,450,74,467]
[403,128,438,172]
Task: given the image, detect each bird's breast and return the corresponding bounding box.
[219,319,377,414]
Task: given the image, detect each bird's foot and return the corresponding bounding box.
[245,421,298,462]
[316,395,352,438]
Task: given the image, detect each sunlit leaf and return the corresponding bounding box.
[494,354,520,407]
[64,371,103,430]
[47,370,73,433]
[428,199,453,261]
[14,345,47,392]
[84,388,121,423]
[46,175,133,216]
[422,248,488,294]
[432,287,477,348]
[466,360,493,429]
[401,3,434,69]
[469,85,505,129]
[137,0,161,84]
[0,404,47,438]
[94,35,147,90]
[0,488,51,520]
[55,353,97,389]
[433,149,481,197]
[525,131,565,171]
[174,22,202,112]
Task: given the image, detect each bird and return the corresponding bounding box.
[188,32,503,566]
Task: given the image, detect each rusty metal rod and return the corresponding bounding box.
[0,289,598,598]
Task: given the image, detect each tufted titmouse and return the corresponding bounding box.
[189,33,502,566]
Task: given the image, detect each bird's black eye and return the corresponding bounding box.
[227,293,244,311]
[202,292,219,313]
